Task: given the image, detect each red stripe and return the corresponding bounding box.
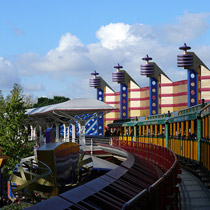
[160,103,187,107]
[200,76,210,80]
[160,80,187,87]
[129,107,150,110]
[106,101,120,104]
[199,88,210,91]
[129,87,149,92]
[104,92,120,96]
[129,97,150,101]
[105,118,118,121]
[159,92,187,97]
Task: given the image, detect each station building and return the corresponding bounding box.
[89,44,210,135]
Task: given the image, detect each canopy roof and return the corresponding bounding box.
[26,98,117,124]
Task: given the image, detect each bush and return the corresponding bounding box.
[2,203,31,210]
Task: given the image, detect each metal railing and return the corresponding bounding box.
[112,138,181,210]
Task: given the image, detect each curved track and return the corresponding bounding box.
[27,141,180,210]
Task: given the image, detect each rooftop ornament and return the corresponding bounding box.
[114,63,123,72]
[179,43,191,54]
[112,63,125,83]
[177,43,193,68]
[140,55,154,76]
[89,70,100,88]
[91,70,99,78]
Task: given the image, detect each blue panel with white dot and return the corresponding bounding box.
[97,88,104,136]
[150,77,158,115]
[120,83,128,119]
[188,69,198,107]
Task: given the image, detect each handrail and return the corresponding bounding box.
[122,189,148,210]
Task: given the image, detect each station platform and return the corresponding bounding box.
[180,168,210,210]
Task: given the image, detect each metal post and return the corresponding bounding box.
[165,123,169,148]
[72,124,76,143]
[197,118,201,162]
[91,139,93,156]
[63,124,66,142]
[55,123,59,142]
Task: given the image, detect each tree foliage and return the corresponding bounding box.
[33,96,70,108]
[0,84,33,176]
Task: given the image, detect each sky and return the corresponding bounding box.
[1,0,210,100]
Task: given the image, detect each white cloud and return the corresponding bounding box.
[0,57,20,91]
[4,12,210,98]
[96,23,153,50]
[158,12,210,43]
[23,83,45,92]
[48,33,86,54]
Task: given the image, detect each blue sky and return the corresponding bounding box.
[1,0,210,100]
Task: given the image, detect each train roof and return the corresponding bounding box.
[168,111,200,123]
[137,117,169,126]
[200,101,210,117]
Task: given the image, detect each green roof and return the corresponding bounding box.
[201,103,210,117]
[168,111,199,123]
[178,104,202,116]
[122,121,138,127]
[137,118,168,126]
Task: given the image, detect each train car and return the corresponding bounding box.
[120,101,210,167]
[200,103,210,174]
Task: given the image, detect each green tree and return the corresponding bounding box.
[33,95,69,107]
[0,84,33,176]
[0,90,6,138]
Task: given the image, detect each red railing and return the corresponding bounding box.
[112,138,181,210]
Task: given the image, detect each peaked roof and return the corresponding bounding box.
[26,98,117,124]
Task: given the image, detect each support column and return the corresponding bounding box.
[55,123,59,142]
[30,125,33,140]
[30,125,36,140]
[66,123,70,142]
[72,124,76,143]
[63,124,66,142]
[39,125,43,145]
[79,121,86,146]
